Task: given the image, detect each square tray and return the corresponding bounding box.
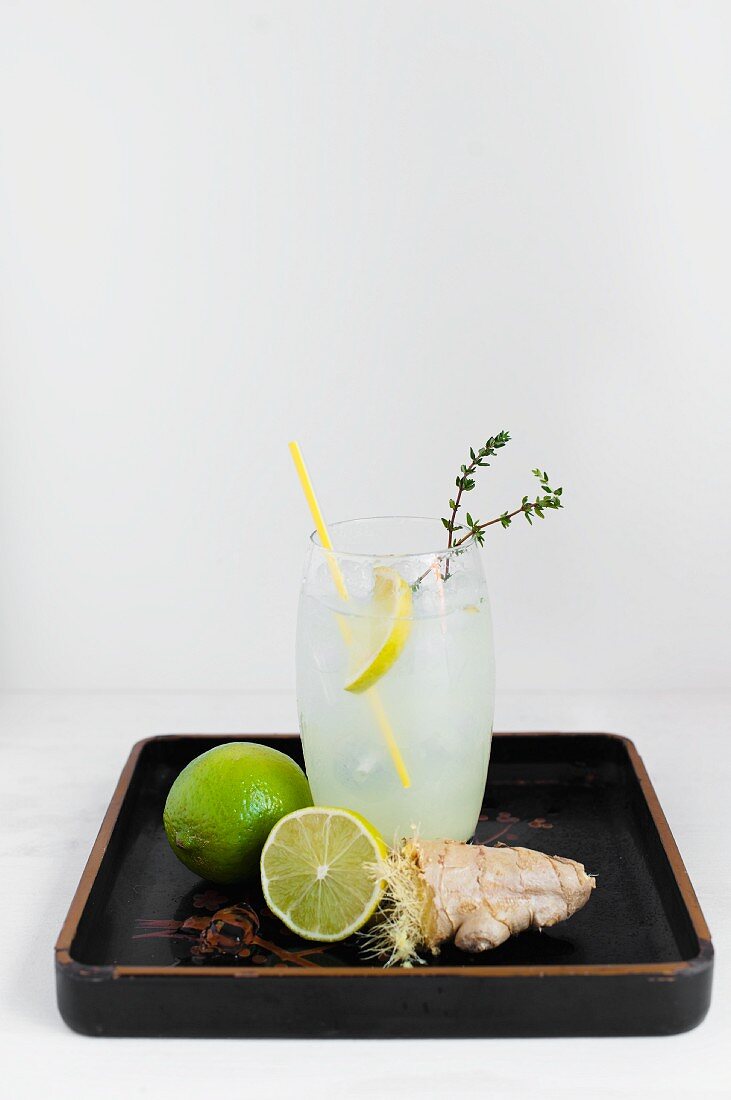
[55,733,713,1037]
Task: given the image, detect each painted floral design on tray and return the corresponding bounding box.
[135,897,328,968]
[192,889,229,911]
[476,808,554,845]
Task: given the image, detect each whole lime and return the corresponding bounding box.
[163,742,312,883]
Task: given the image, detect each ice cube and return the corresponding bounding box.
[337,560,376,601]
[334,738,389,788]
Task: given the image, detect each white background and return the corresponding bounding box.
[1,3,729,1098]
[1,0,729,693]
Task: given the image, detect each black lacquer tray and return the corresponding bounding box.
[55,733,713,1037]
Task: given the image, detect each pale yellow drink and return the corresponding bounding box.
[296,517,495,845]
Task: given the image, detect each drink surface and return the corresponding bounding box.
[297,557,495,845]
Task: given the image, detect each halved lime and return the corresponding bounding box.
[344,567,412,694]
[260,807,387,942]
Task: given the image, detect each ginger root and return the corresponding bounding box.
[367,839,595,966]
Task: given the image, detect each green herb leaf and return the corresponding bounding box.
[434,431,563,578]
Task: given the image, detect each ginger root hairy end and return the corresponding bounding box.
[366,839,595,966]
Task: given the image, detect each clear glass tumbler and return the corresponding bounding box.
[296,517,495,844]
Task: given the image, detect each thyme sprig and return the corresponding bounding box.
[447,468,563,547]
[416,432,564,588]
[441,431,511,551]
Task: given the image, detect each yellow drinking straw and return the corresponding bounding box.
[288,441,411,789]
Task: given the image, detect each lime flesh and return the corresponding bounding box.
[260,806,387,941]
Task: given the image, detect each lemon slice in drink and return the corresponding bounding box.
[260,807,388,942]
[344,566,412,694]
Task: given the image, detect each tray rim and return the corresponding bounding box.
[55,731,713,982]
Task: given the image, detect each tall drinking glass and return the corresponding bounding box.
[296,517,495,844]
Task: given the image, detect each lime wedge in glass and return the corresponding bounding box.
[344,567,412,694]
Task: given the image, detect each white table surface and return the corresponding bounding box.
[1,691,728,1099]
